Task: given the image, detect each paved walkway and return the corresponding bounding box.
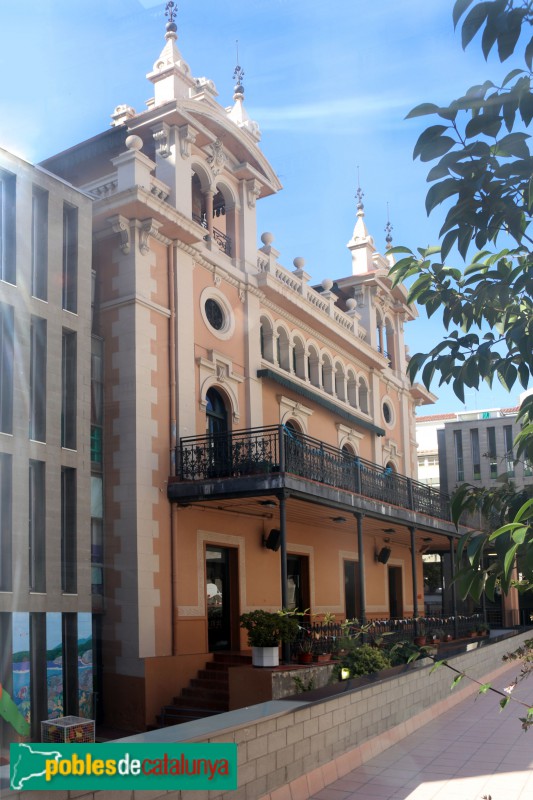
[309,664,533,800]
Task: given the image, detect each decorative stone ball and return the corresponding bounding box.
[125,135,143,151]
[261,232,274,246]
[321,278,333,292]
[293,257,305,270]
[346,297,357,311]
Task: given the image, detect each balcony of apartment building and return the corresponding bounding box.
[167,424,463,627]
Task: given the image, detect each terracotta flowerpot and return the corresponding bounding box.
[298,653,313,664]
[317,653,332,663]
[413,636,427,646]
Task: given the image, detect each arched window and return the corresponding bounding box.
[347,370,357,407]
[308,345,320,387]
[206,387,228,437]
[335,362,346,401]
[385,319,395,369]
[277,328,291,371]
[260,316,275,362]
[358,377,369,414]
[293,336,306,380]
[191,173,207,228]
[322,354,334,395]
[212,184,233,257]
[376,310,384,356]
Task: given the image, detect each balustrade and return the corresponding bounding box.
[177,425,451,521]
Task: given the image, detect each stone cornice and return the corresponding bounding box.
[98,293,171,318]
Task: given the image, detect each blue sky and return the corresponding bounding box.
[1,0,527,414]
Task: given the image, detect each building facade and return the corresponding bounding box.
[0,147,94,747]
[416,399,533,496]
[31,16,466,732]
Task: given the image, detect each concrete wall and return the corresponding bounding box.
[5,632,530,800]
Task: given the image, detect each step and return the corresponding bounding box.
[190,677,231,693]
[212,652,252,666]
[198,668,230,682]
[169,695,228,712]
[181,687,229,704]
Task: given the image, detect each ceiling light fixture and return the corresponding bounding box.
[332,516,347,524]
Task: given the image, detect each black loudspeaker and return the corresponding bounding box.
[376,546,391,564]
[264,529,281,552]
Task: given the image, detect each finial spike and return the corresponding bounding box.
[165,1,177,24]
[355,167,364,215]
[385,203,393,249]
[233,39,245,94]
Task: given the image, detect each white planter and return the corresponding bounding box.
[252,646,279,667]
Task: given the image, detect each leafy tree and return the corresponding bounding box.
[389,0,533,601]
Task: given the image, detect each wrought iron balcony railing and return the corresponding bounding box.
[177,425,451,521]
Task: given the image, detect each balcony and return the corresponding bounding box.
[192,213,232,257]
[174,425,451,522]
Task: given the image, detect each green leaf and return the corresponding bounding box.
[425,179,460,215]
[461,2,491,50]
[451,673,464,689]
[430,660,447,674]
[453,0,475,29]
[478,683,491,694]
[419,137,458,163]
[498,8,525,62]
[406,103,441,120]
[414,125,452,160]
[525,36,533,70]
[500,696,511,710]
[503,542,520,584]
[465,113,502,139]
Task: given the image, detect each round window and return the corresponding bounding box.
[383,402,392,425]
[205,298,225,331]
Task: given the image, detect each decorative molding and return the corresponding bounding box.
[139,219,163,255]
[278,394,313,432]
[108,214,131,254]
[197,350,244,423]
[206,138,227,176]
[246,178,262,209]
[152,123,170,159]
[179,124,197,159]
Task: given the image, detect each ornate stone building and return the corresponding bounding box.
[37,10,460,730]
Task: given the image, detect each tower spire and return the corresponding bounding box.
[227,40,261,141]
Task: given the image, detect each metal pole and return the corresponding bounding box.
[279,491,290,663]
[410,526,419,632]
[450,536,459,639]
[356,512,366,625]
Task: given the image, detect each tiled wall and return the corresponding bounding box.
[4,632,529,800]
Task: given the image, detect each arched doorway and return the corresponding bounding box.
[206,387,228,437]
[206,387,229,477]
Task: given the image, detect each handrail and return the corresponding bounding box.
[176,425,451,521]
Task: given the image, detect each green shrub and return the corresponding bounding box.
[335,643,392,679]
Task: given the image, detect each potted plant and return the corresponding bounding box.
[298,637,314,664]
[477,622,490,637]
[240,610,299,667]
[413,619,427,646]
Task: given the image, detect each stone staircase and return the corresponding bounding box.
[157,652,252,726]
